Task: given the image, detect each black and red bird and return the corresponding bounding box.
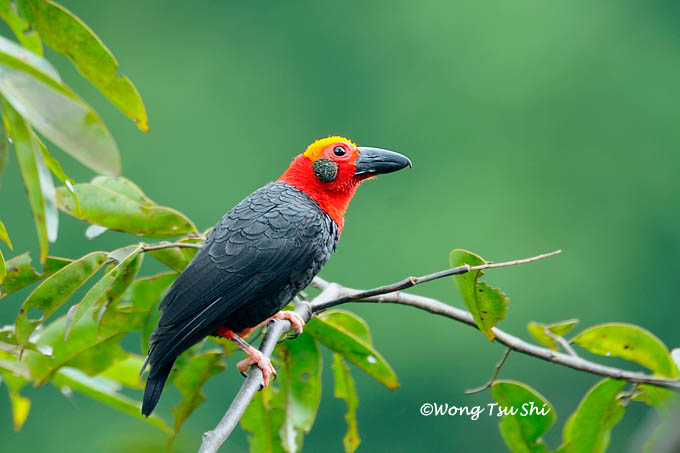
[141,136,411,416]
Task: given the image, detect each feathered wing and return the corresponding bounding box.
[141,182,337,416]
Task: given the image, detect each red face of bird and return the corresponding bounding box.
[291,136,411,189]
[278,136,411,230]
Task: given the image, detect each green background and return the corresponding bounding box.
[1,0,679,451]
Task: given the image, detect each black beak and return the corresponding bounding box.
[354,147,412,177]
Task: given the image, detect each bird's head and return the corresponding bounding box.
[278,136,411,231]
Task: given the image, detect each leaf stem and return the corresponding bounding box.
[465,348,512,395]
[140,241,202,252]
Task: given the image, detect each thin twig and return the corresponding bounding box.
[618,383,643,408]
[312,250,562,312]
[543,327,579,358]
[465,348,512,394]
[141,241,202,252]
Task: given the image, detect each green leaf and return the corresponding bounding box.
[0,34,119,175]
[52,367,171,433]
[148,246,193,272]
[3,100,48,261]
[65,245,143,338]
[124,272,176,312]
[278,334,322,452]
[34,134,78,211]
[18,0,148,131]
[0,349,31,377]
[97,308,149,333]
[0,218,11,249]
[0,249,5,285]
[241,335,322,453]
[147,237,200,272]
[25,312,128,384]
[332,354,360,453]
[0,327,46,357]
[632,385,677,409]
[121,272,176,352]
[171,351,225,434]
[97,252,145,316]
[573,324,680,410]
[85,224,108,239]
[634,349,680,409]
[323,310,372,344]
[527,319,579,351]
[0,108,9,184]
[15,251,107,347]
[572,323,680,378]
[99,353,146,390]
[641,396,680,452]
[241,388,287,453]
[0,0,42,55]
[306,312,398,390]
[450,249,509,341]
[1,370,31,430]
[560,379,627,453]
[490,380,556,453]
[0,252,70,298]
[34,131,58,242]
[90,175,154,205]
[56,183,197,237]
[0,34,52,77]
[0,353,32,431]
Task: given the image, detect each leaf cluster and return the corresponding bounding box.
[450,249,680,453]
[0,3,677,452]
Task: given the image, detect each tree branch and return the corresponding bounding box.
[544,327,579,358]
[465,348,512,395]
[199,284,341,453]
[311,249,562,312]
[141,241,202,252]
[314,281,680,391]
[199,249,680,452]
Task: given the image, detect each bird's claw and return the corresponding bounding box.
[287,330,302,340]
[272,311,305,338]
[277,332,302,344]
[237,347,277,387]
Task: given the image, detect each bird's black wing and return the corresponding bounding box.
[146,182,337,372]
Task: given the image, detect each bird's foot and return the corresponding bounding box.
[237,346,277,387]
[271,310,305,339]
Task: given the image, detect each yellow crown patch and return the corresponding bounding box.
[303,136,356,161]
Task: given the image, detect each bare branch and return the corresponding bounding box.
[311,249,562,312]
[543,326,579,358]
[320,284,680,391]
[465,348,512,395]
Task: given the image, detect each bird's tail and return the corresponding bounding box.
[141,361,174,417]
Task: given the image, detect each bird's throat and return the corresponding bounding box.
[277,155,358,231]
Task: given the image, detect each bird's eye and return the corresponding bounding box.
[333,146,347,157]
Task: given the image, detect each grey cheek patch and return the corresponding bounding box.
[313,158,339,182]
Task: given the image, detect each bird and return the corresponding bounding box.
[140,136,411,416]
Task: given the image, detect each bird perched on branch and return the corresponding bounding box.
[141,136,411,416]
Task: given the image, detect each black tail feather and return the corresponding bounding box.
[141,361,174,417]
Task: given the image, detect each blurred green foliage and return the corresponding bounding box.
[1,0,680,452]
